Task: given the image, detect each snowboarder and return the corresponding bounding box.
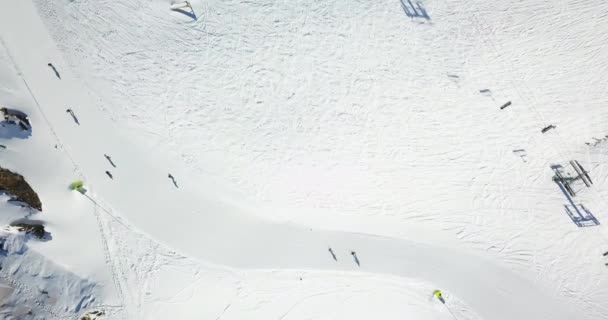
[66,109,80,125]
[433,290,445,304]
[47,63,61,79]
[105,171,113,179]
[351,251,360,266]
[328,247,337,261]
[104,154,116,167]
[168,173,178,188]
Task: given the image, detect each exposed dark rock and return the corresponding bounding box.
[81,310,105,320]
[0,167,42,211]
[0,107,32,139]
[11,223,46,239]
[1,108,30,129]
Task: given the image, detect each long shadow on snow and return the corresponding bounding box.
[555,179,599,227]
[171,8,196,20]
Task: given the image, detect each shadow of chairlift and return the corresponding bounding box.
[564,204,599,227]
[551,161,598,227]
[551,161,592,198]
[399,0,431,21]
[170,1,197,20]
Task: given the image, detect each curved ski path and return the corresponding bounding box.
[0,1,578,319]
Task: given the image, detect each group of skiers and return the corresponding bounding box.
[48,61,457,311]
[327,247,360,266]
[48,62,178,188]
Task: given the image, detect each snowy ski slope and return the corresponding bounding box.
[1,0,608,319]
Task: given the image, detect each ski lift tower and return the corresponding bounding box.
[551,160,593,197]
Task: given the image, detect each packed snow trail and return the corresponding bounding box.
[0,0,585,319]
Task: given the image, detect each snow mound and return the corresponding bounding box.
[0,225,100,319]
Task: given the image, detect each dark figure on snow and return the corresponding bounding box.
[328,247,337,261]
[499,101,512,110]
[66,109,80,125]
[168,173,178,188]
[105,171,113,179]
[541,125,556,133]
[104,154,116,167]
[351,251,360,267]
[47,63,61,79]
[433,290,446,304]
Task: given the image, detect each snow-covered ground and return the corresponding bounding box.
[1,0,608,319]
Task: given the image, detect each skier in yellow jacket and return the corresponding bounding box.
[433,290,445,304]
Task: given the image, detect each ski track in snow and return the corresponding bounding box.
[1,0,608,319]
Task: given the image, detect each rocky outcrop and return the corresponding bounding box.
[11,223,46,239]
[0,167,41,211]
[0,108,31,131]
[0,107,32,139]
[80,310,104,320]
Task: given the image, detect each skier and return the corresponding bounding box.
[47,63,61,79]
[104,154,116,167]
[66,109,80,125]
[105,171,113,179]
[168,173,178,188]
[351,251,360,266]
[541,124,556,133]
[328,247,337,261]
[433,290,445,304]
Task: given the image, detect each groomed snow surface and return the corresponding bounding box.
[1,0,608,319]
